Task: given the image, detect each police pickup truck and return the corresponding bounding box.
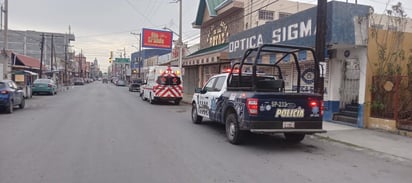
[191,44,326,144]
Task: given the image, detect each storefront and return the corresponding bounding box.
[11,70,38,98]
[228,1,370,126]
[183,0,244,95]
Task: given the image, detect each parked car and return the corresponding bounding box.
[74,78,85,85]
[32,79,58,95]
[0,80,25,113]
[116,80,126,86]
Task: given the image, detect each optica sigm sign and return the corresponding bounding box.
[142,28,173,49]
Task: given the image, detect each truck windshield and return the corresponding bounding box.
[156,76,181,85]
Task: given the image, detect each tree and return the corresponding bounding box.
[368,2,412,119]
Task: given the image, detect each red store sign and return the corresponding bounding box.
[142,28,173,49]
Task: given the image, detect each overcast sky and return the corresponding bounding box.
[7,0,412,71]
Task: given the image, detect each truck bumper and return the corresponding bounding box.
[250,129,326,133]
[245,121,326,134]
[154,97,182,101]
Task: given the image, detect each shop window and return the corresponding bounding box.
[388,25,398,31]
[371,24,384,29]
[259,10,274,20]
[279,12,291,19]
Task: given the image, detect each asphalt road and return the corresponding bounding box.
[0,82,411,183]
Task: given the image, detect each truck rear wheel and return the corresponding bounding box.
[191,103,202,124]
[149,93,155,104]
[140,92,146,101]
[284,133,305,144]
[225,113,244,145]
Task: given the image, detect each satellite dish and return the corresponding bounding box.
[369,7,374,15]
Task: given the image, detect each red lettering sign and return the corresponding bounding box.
[142,28,173,49]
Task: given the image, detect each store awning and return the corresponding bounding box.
[12,70,38,76]
[12,52,44,70]
[183,43,229,66]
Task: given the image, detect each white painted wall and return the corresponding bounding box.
[0,63,3,80]
[351,47,368,104]
[327,47,367,103]
[327,57,343,101]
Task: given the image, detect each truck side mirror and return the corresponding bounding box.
[194,88,202,93]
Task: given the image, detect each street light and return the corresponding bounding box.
[163,27,180,37]
[170,0,183,81]
[163,26,182,68]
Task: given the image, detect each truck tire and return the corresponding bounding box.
[149,93,155,104]
[284,133,305,144]
[191,103,203,124]
[225,113,244,145]
[140,92,146,101]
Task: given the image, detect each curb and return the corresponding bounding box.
[313,134,412,162]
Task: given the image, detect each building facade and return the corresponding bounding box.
[130,49,171,80]
[0,30,75,80]
[183,0,316,96]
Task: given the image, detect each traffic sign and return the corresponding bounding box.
[114,58,130,63]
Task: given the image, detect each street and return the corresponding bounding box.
[0,82,411,183]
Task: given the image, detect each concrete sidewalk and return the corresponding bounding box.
[182,94,411,160]
[318,122,412,161]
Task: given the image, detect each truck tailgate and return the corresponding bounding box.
[245,93,324,132]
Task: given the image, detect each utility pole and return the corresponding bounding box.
[39,33,45,78]
[315,0,327,94]
[64,41,68,85]
[1,4,3,31]
[131,32,142,78]
[51,34,54,71]
[178,0,183,81]
[2,0,7,50]
[138,34,142,78]
[79,49,83,78]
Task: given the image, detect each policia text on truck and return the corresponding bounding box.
[191,44,326,144]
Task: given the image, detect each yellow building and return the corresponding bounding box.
[365,28,412,134]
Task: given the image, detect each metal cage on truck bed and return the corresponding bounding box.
[227,44,323,95]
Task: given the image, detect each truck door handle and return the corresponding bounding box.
[205,97,209,99]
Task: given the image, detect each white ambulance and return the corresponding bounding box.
[140,66,183,105]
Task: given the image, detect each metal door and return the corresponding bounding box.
[339,59,360,108]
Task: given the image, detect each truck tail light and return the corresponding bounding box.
[308,98,323,116]
[246,98,259,116]
[320,101,324,115]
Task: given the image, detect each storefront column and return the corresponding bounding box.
[323,58,342,121]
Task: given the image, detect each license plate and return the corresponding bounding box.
[283,122,295,128]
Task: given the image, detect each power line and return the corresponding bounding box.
[124,0,155,26]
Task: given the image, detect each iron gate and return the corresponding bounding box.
[339,59,360,109]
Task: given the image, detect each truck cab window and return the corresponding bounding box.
[204,78,216,92]
[214,76,226,91]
